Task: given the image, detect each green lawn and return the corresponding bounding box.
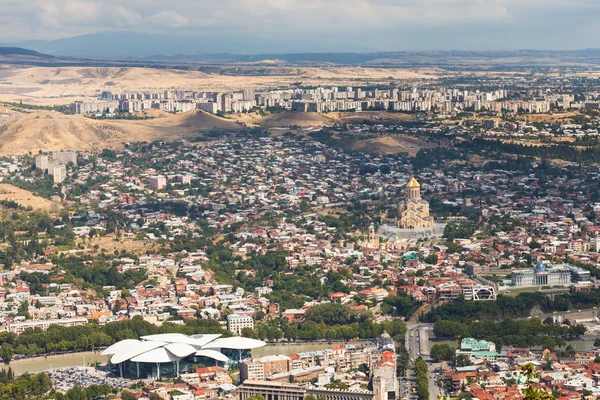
[503,286,540,297]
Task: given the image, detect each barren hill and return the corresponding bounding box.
[229,110,416,129]
[0,184,60,211]
[0,65,435,106]
[0,110,240,154]
[259,112,335,128]
[351,135,432,156]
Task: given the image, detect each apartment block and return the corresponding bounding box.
[226,313,254,335]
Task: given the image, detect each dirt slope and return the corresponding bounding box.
[257,112,336,128]
[0,184,60,211]
[351,135,432,156]
[0,110,240,154]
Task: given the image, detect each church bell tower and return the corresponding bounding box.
[406,177,421,200]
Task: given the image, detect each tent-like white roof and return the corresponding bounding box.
[140,333,222,349]
[107,333,265,364]
[204,337,266,350]
[101,339,140,356]
[130,347,180,363]
[164,343,198,358]
[111,340,167,364]
[190,334,223,347]
[195,349,229,362]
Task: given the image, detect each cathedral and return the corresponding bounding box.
[397,177,435,229]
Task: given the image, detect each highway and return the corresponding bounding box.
[401,323,442,400]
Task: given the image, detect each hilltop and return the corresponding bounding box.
[0,47,52,58]
[0,109,240,155]
[230,110,416,128]
[259,112,336,128]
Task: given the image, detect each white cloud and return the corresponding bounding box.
[0,0,599,49]
[63,0,99,23]
[148,10,189,28]
[111,6,143,27]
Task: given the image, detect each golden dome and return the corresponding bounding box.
[406,177,420,188]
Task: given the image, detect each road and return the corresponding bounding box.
[535,307,597,322]
[401,323,442,400]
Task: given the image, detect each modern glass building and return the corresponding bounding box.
[101,333,265,379]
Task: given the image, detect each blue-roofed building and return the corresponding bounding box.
[511,262,572,287]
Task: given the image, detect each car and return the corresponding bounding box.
[410,332,414,337]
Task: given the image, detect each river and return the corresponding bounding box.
[1,342,341,376]
[3,352,109,376]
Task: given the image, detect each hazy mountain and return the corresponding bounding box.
[0,47,52,57]
[2,31,379,59]
[3,36,600,68]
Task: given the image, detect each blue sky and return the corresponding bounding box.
[1,0,599,51]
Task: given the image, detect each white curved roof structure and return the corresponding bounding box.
[107,333,264,365]
[111,340,168,364]
[141,333,222,348]
[102,339,140,356]
[195,349,229,362]
[130,347,181,363]
[190,334,223,347]
[204,337,266,350]
[141,333,198,344]
[164,343,198,358]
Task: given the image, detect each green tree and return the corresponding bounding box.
[454,354,473,368]
[415,356,429,400]
[521,363,554,400]
[0,343,13,362]
[430,343,455,362]
[326,380,349,390]
[121,391,138,400]
[241,327,259,339]
[247,395,266,400]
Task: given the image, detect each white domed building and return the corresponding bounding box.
[101,333,265,379]
[511,262,572,287]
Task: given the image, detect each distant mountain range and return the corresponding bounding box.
[0,47,51,58]
[1,31,380,59]
[142,49,600,67]
[2,31,600,68]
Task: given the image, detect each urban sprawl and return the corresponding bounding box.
[71,85,586,116]
[6,74,600,400]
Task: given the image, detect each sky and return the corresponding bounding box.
[1,0,600,52]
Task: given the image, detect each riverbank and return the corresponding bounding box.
[2,351,109,376]
[9,350,104,364]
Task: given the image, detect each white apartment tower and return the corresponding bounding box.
[52,165,67,184]
[227,314,254,335]
[149,176,167,190]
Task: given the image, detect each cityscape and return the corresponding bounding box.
[3,1,600,400]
